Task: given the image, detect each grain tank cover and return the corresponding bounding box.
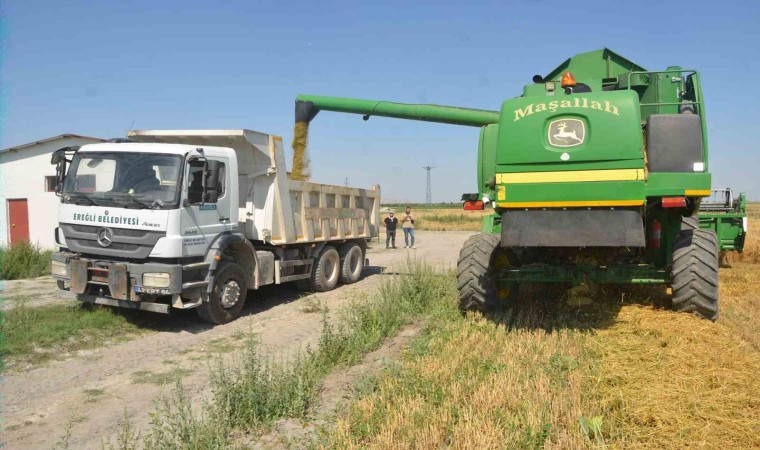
[497,90,644,168]
[127,129,276,176]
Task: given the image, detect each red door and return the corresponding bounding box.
[8,199,30,245]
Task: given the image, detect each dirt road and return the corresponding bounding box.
[1,231,473,450]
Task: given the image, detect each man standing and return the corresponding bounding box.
[401,206,416,249]
[384,210,398,249]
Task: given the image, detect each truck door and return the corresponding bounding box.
[181,157,233,255]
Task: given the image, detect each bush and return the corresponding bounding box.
[0,241,52,280]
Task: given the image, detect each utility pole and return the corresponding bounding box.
[344,177,350,187]
[423,165,435,205]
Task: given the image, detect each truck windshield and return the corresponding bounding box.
[62,152,183,209]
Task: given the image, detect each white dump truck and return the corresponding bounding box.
[50,129,380,324]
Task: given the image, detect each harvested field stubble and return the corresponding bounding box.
[330,209,760,449]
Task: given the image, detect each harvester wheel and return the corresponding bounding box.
[457,233,517,313]
[681,215,700,231]
[671,229,719,321]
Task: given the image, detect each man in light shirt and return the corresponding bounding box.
[401,207,416,249]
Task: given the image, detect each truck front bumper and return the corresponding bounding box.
[51,252,209,312]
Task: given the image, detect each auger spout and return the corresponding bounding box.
[295,95,500,127]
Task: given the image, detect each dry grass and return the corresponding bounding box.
[329,208,760,449]
[736,203,759,264]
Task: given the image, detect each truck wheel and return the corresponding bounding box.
[671,229,719,321]
[197,262,248,324]
[310,246,340,292]
[681,215,700,230]
[457,233,517,313]
[339,243,364,284]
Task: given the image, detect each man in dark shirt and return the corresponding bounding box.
[383,210,398,249]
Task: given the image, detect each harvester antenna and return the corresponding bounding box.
[423,165,435,205]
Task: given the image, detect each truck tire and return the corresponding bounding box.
[681,215,699,231]
[457,233,517,313]
[339,242,363,284]
[671,229,719,321]
[309,246,340,292]
[197,262,248,324]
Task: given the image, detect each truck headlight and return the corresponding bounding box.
[143,272,171,288]
[51,260,68,277]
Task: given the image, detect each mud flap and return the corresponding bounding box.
[70,259,89,294]
[108,263,131,300]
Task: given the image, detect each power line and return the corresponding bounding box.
[423,165,435,205]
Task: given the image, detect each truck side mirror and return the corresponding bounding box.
[51,149,65,164]
[204,160,222,203]
[51,150,67,195]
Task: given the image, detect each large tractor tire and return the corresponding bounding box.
[198,262,248,324]
[309,245,341,292]
[671,228,719,321]
[681,215,700,231]
[457,233,517,313]
[339,242,364,284]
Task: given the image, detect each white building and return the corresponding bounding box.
[0,134,106,249]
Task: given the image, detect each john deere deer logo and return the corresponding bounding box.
[548,119,585,148]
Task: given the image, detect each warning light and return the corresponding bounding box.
[561,72,577,87]
[662,197,687,208]
[463,200,484,211]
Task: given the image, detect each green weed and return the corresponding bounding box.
[1,303,152,367]
[0,241,52,280]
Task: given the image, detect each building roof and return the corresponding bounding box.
[0,133,107,154]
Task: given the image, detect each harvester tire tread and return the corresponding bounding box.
[671,229,719,321]
[681,215,700,231]
[457,233,501,312]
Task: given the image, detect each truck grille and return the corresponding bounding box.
[60,223,165,259]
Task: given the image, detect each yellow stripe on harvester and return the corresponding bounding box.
[495,168,645,184]
[496,200,645,208]
[685,189,711,196]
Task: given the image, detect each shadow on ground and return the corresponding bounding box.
[103,265,389,333]
[484,283,672,332]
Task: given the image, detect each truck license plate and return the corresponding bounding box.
[134,286,171,295]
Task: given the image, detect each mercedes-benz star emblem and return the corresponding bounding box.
[97,227,114,247]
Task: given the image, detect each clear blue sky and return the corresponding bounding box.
[2,0,758,202]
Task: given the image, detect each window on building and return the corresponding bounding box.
[45,176,57,192]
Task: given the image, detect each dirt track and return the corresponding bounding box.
[1,231,473,450]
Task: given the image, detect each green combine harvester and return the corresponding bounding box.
[293,49,748,321]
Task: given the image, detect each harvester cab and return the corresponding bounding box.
[293,48,748,321]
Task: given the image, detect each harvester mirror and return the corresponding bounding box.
[532,74,543,83]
